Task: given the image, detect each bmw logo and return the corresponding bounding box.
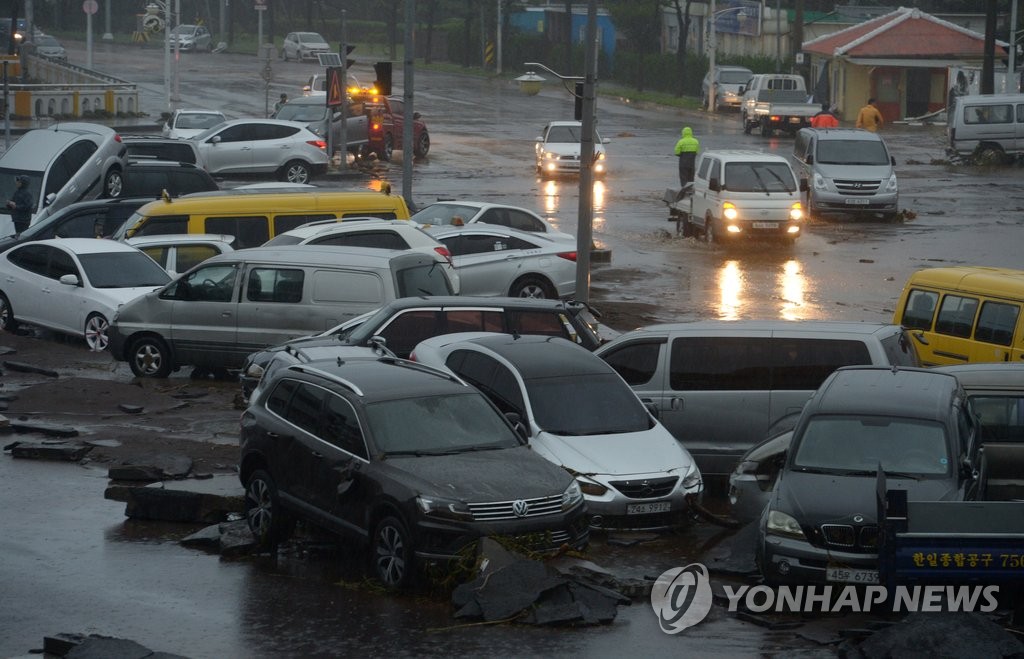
[512,499,530,517]
[853,514,864,523]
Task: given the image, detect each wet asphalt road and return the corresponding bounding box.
[2,40,1023,657]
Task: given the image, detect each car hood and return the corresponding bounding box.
[814,162,894,179]
[378,445,572,501]
[531,426,694,478]
[772,470,960,526]
[101,285,168,306]
[168,129,208,140]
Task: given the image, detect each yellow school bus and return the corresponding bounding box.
[893,266,1024,366]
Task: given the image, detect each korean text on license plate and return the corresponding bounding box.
[752,222,779,229]
[845,198,871,205]
[626,501,671,515]
[826,566,879,584]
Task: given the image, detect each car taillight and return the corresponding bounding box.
[434,246,454,266]
[114,134,122,142]
[557,251,577,262]
[307,139,327,150]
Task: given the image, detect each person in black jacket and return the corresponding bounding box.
[6,175,33,234]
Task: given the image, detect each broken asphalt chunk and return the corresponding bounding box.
[4,360,59,377]
[117,403,144,414]
[107,454,193,481]
[8,419,79,437]
[7,440,92,461]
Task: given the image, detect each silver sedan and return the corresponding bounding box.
[424,225,577,299]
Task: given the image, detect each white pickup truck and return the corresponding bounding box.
[740,74,817,137]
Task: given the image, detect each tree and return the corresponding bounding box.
[669,0,695,97]
[607,0,664,92]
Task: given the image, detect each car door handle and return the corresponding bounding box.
[670,397,684,411]
[221,311,232,318]
[311,451,324,459]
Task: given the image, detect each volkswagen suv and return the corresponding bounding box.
[239,354,589,588]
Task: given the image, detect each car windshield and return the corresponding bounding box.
[816,140,890,166]
[719,70,750,84]
[176,113,225,130]
[410,203,478,226]
[526,373,650,435]
[299,33,325,43]
[365,392,520,455]
[37,35,60,47]
[724,162,796,193]
[546,125,582,143]
[792,415,951,476]
[78,252,172,288]
[172,25,197,37]
[274,103,327,122]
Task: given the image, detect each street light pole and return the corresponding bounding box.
[173,0,180,103]
[707,0,716,111]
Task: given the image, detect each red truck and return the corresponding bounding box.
[354,91,431,161]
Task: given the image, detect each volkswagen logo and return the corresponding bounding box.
[512,499,530,517]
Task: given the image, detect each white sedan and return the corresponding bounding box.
[411,200,574,243]
[162,109,228,140]
[0,239,171,350]
[424,224,576,299]
[535,120,609,177]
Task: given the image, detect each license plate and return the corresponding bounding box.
[845,198,871,205]
[826,566,879,583]
[752,222,779,229]
[627,501,671,515]
[789,116,802,123]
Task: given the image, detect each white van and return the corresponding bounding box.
[685,150,806,243]
[108,245,456,377]
[947,93,1024,164]
[595,320,920,476]
[792,128,899,221]
[0,123,127,236]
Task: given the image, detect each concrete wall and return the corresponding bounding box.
[9,54,139,120]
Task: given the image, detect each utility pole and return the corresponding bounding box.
[402,0,415,208]
[575,0,598,304]
[707,0,716,111]
[339,10,347,168]
[982,0,997,94]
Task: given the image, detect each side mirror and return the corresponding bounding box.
[505,412,530,443]
[210,135,221,144]
[643,400,660,420]
[738,86,746,95]
[805,153,814,165]
[800,178,809,192]
[413,111,422,120]
[44,192,57,207]
[891,156,897,166]
[709,177,721,192]
[960,457,974,480]
[58,273,80,287]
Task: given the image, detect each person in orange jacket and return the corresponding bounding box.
[810,103,839,128]
[856,98,883,132]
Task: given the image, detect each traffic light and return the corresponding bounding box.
[344,44,356,70]
[574,81,584,121]
[374,61,393,96]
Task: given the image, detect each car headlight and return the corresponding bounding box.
[416,495,473,520]
[576,478,607,497]
[766,509,806,539]
[681,463,703,490]
[562,480,584,509]
[885,173,898,192]
[544,151,555,160]
[812,172,829,191]
[722,202,738,221]
[595,152,605,161]
[789,202,803,221]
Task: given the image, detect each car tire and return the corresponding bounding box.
[975,145,1007,166]
[280,160,312,184]
[704,215,718,244]
[104,168,123,198]
[681,215,694,238]
[0,292,17,332]
[281,48,288,61]
[742,112,752,135]
[128,335,173,378]
[700,92,708,110]
[380,134,394,162]
[245,469,295,551]
[84,313,110,351]
[760,120,772,138]
[371,515,414,590]
[413,130,430,158]
[509,275,556,299]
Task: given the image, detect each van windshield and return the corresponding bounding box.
[816,140,890,166]
[724,162,796,193]
[396,263,453,296]
[719,70,750,84]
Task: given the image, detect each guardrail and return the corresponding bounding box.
[2,54,139,120]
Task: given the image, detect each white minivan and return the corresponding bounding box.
[947,93,1024,164]
[0,123,127,236]
[685,150,806,243]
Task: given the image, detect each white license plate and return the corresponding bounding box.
[826,566,879,583]
[752,222,779,229]
[627,501,671,515]
[788,116,803,123]
[845,198,871,205]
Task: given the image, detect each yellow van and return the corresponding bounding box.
[111,189,411,248]
[893,266,1024,366]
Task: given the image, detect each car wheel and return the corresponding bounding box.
[84,313,110,351]
[742,112,752,135]
[760,120,772,138]
[700,92,708,110]
[281,48,288,61]
[510,275,556,299]
[245,469,295,551]
[371,515,413,590]
[681,215,694,238]
[280,160,312,184]
[104,168,123,198]
[975,145,1007,166]
[704,215,718,244]
[128,335,173,378]
[0,292,17,332]
[380,134,394,161]
[413,130,430,157]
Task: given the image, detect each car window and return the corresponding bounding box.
[881,331,920,367]
[204,216,269,248]
[247,268,304,303]
[45,150,75,198]
[284,382,323,435]
[50,209,108,239]
[974,301,1020,347]
[125,141,198,164]
[443,233,522,256]
[78,251,172,288]
[210,124,250,142]
[47,246,78,280]
[670,336,772,391]
[132,214,190,237]
[527,373,650,435]
[696,157,711,180]
[971,394,1024,442]
[901,289,938,330]
[395,264,452,296]
[724,162,796,193]
[176,245,222,272]
[506,210,546,232]
[445,309,505,333]
[371,310,441,357]
[251,124,300,141]
[140,246,170,269]
[601,341,662,386]
[546,125,580,143]
[176,263,238,302]
[7,244,49,275]
[935,294,979,338]
[794,415,950,475]
[310,230,410,250]
[770,339,871,390]
[321,393,368,459]
[507,310,577,342]
[266,378,298,416]
[274,214,337,235]
[311,270,383,304]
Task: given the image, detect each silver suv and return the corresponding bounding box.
[189,119,330,184]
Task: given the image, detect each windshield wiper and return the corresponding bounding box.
[436,445,506,454]
[763,167,795,193]
[838,469,921,481]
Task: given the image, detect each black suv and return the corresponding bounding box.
[239,295,613,400]
[122,135,202,165]
[118,161,220,198]
[239,355,589,589]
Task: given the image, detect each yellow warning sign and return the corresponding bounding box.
[327,66,344,107]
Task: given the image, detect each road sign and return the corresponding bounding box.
[326,67,344,107]
[83,0,98,15]
[254,0,267,10]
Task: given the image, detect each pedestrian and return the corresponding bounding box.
[810,103,839,129]
[673,126,699,188]
[855,97,883,132]
[6,175,33,235]
[273,93,288,115]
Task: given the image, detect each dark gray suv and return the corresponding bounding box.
[239,355,589,589]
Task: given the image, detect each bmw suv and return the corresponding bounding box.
[239,355,589,588]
